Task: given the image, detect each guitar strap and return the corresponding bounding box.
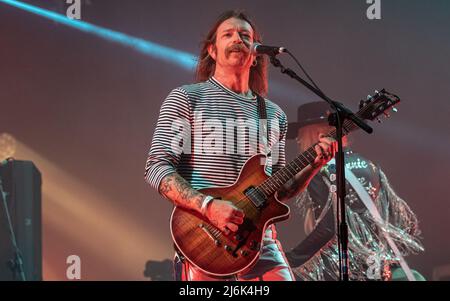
[256,93,269,156]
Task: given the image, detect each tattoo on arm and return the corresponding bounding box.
[160,173,204,212]
[159,174,173,195]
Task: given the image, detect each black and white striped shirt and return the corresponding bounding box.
[145,77,288,192]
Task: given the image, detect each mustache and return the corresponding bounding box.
[225,44,250,56]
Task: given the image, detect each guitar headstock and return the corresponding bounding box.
[358,89,400,123]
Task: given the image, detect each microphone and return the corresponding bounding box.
[251,43,287,56]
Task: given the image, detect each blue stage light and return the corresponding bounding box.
[0,0,197,70]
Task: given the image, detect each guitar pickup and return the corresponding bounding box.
[244,186,266,208]
[198,224,221,246]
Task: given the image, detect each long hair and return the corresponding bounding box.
[195,10,268,97]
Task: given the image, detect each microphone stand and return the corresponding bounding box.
[269,55,372,281]
[0,160,26,281]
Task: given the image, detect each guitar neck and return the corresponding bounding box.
[258,110,364,197]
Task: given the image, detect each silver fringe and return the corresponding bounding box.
[292,168,424,281]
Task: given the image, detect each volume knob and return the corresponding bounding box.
[249,240,260,251]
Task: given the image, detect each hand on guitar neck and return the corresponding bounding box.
[277,134,338,202]
[312,134,338,168]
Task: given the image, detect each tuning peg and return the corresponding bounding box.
[374,90,379,95]
[376,118,382,123]
[367,95,372,100]
[392,107,398,113]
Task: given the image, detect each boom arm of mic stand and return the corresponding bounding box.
[269,56,373,134]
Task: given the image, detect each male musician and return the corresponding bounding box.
[145,10,337,281]
[285,101,425,281]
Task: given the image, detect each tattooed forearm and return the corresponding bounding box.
[159,172,205,213]
[159,174,173,195]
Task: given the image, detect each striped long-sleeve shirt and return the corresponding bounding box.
[145,77,288,193]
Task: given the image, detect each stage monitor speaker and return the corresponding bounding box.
[0,160,42,281]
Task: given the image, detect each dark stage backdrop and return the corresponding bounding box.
[0,0,449,280]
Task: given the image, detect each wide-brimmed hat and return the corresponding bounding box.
[287,101,332,139]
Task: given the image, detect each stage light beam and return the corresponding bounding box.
[0,0,197,70]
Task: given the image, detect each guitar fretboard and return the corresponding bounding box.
[256,104,371,198]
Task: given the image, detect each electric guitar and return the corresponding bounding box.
[170,89,400,277]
